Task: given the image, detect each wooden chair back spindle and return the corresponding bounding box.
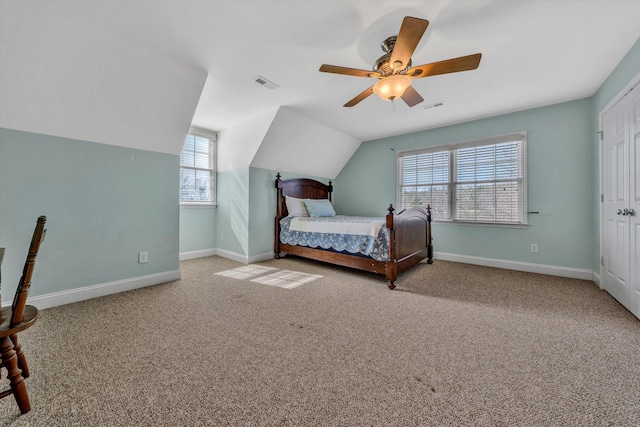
[11,216,46,327]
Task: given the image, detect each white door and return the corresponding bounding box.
[601,82,639,319]
[630,88,640,319]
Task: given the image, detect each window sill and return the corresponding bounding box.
[433,220,528,229]
[180,202,217,208]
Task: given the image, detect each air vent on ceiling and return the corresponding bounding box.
[423,101,445,110]
[254,75,279,90]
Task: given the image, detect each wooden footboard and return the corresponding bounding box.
[274,174,433,289]
[385,204,433,289]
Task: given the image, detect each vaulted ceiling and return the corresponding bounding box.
[2,0,640,156]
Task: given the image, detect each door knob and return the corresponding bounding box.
[625,208,635,216]
[617,209,623,215]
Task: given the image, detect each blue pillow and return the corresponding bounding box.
[304,199,336,217]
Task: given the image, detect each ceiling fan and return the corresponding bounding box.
[319,16,482,108]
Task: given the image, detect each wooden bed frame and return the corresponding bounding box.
[274,173,433,289]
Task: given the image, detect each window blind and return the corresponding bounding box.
[397,132,526,225]
[454,141,523,222]
[400,150,451,219]
[180,131,216,203]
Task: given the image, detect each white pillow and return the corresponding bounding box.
[285,196,309,217]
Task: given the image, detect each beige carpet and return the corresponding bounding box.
[1,256,639,426]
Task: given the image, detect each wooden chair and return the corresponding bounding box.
[0,216,46,414]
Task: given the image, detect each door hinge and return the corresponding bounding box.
[597,130,604,140]
[601,194,604,203]
[601,256,604,266]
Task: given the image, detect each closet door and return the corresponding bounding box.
[601,83,639,319]
[630,88,639,319]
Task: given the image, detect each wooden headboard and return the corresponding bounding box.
[275,173,333,218]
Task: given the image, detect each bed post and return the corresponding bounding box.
[426,204,433,264]
[385,204,397,290]
[274,173,282,259]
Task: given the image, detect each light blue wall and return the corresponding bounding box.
[248,167,278,258]
[0,128,179,300]
[593,38,640,125]
[179,206,216,254]
[334,99,594,270]
[216,168,250,256]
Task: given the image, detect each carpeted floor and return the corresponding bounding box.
[1,256,639,426]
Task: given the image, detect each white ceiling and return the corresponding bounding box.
[3,0,640,144]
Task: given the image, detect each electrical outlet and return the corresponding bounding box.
[530,243,538,253]
[138,251,148,263]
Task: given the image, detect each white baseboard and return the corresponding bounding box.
[16,251,598,311]
[22,270,181,310]
[249,252,275,264]
[213,249,274,265]
[434,252,595,281]
[215,248,248,264]
[179,247,273,264]
[180,248,217,261]
[592,271,601,287]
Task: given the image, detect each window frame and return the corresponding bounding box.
[396,132,528,227]
[179,127,217,206]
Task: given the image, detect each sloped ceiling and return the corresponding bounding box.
[217,108,279,172]
[0,1,207,155]
[217,106,360,179]
[250,107,361,179]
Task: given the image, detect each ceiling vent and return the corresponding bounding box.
[254,75,279,90]
[423,101,445,110]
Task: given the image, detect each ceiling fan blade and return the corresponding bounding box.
[407,53,482,78]
[344,86,374,107]
[389,17,429,71]
[319,64,380,78]
[401,85,424,107]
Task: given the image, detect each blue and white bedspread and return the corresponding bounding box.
[280,215,390,261]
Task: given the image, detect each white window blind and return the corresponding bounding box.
[398,132,526,225]
[180,129,216,203]
[400,150,451,219]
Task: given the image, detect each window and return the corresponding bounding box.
[180,128,216,204]
[398,132,527,225]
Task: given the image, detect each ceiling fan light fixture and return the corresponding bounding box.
[373,75,410,101]
[318,16,481,108]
